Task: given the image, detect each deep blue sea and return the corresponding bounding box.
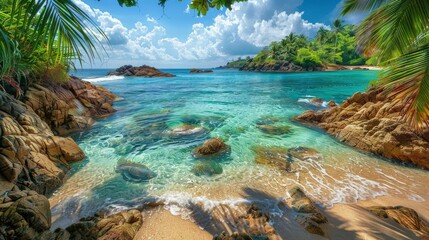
[51,69,429,229]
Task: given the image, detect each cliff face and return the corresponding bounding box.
[240,60,325,72]
[296,89,429,169]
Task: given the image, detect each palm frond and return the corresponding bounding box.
[342,0,388,15]
[379,44,429,129]
[355,0,429,62]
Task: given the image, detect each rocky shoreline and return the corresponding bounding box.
[296,89,429,169]
[240,60,325,72]
[0,77,117,239]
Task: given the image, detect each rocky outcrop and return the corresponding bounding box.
[0,191,143,240]
[189,68,213,73]
[24,76,117,135]
[295,89,429,169]
[367,206,429,238]
[240,61,325,72]
[0,190,51,240]
[108,65,175,78]
[65,209,143,240]
[288,187,328,236]
[0,91,86,195]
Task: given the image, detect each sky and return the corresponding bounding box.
[75,0,364,69]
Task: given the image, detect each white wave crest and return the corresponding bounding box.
[83,75,125,82]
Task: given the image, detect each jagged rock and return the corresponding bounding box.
[367,206,429,236]
[190,68,213,73]
[296,89,429,169]
[0,190,51,240]
[328,100,337,107]
[193,138,229,158]
[252,146,291,171]
[66,209,143,240]
[24,77,117,135]
[108,65,175,78]
[288,187,328,236]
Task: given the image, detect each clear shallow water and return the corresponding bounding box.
[51,69,429,229]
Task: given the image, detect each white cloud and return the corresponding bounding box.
[146,16,158,24]
[73,0,329,68]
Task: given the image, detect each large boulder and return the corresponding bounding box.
[193,138,229,158]
[0,190,51,240]
[66,209,143,240]
[367,206,429,237]
[24,77,117,135]
[296,89,429,169]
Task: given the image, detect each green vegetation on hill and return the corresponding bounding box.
[223,57,251,68]
[228,23,376,71]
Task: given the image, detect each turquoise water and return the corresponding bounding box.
[51,69,429,228]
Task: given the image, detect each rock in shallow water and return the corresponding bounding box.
[191,160,223,176]
[166,125,207,136]
[193,138,230,158]
[115,159,157,182]
[252,146,291,171]
[287,147,321,160]
[256,124,292,135]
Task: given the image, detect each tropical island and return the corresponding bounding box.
[0,0,428,240]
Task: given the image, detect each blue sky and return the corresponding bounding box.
[75,0,360,68]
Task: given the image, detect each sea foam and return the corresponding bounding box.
[83,75,125,82]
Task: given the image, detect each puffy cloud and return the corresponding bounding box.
[73,0,328,67]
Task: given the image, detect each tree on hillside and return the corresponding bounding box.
[343,0,429,130]
[333,19,343,64]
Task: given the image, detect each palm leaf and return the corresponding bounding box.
[379,44,429,129]
[342,0,388,15]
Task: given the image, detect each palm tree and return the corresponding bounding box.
[342,0,429,130]
[0,0,107,94]
[333,19,342,64]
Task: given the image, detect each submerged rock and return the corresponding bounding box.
[115,159,157,182]
[191,160,223,176]
[252,146,291,171]
[287,147,321,160]
[288,187,328,236]
[166,125,207,136]
[256,124,292,135]
[295,89,429,169]
[193,138,230,158]
[255,116,281,126]
[367,206,429,236]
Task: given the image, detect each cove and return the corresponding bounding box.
[50,69,429,230]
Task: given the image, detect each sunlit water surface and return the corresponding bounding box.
[50,69,429,229]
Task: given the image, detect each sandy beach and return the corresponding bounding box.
[132,194,428,240]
